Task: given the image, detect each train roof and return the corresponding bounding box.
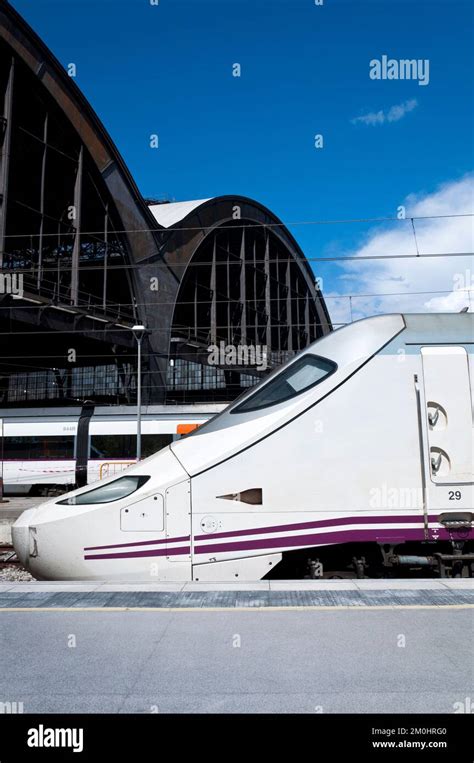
[170,312,473,475]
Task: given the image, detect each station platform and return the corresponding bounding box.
[1,579,472,713]
[0,578,472,609]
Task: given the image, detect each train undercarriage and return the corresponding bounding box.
[266,540,474,580]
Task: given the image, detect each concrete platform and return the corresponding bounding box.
[0,578,472,608]
[0,604,472,713]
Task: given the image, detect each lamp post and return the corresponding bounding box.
[132,325,147,461]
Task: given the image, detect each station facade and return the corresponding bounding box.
[0,1,331,412]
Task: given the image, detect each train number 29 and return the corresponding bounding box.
[448,490,462,500]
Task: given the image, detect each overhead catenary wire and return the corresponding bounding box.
[1,288,472,337]
[0,322,345,337]
[2,211,473,239]
[1,210,472,341]
[2,208,473,272]
[0,286,471,311]
[2,251,474,276]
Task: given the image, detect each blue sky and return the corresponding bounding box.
[10,0,474,321]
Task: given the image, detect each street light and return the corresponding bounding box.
[132,325,147,461]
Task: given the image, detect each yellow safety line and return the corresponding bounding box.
[0,604,472,613]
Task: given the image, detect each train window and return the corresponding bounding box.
[231,355,337,413]
[90,435,136,459]
[2,436,75,460]
[57,475,150,505]
[90,434,172,459]
[141,435,173,458]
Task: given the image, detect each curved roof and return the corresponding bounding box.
[151,196,330,311]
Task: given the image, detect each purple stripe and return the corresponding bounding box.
[85,527,456,562]
[83,513,459,558]
[195,527,449,555]
[84,535,190,552]
[85,544,190,561]
[85,514,423,553]
[194,514,428,542]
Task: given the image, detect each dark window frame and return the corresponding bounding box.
[89,434,173,459]
[57,475,150,505]
[2,435,75,460]
[230,354,338,414]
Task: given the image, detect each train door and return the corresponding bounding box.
[165,479,192,576]
[419,346,473,533]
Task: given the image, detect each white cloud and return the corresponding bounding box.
[325,176,474,325]
[351,98,418,126]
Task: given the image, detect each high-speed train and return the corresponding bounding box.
[12,313,474,581]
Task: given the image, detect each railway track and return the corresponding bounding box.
[0,545,20,567]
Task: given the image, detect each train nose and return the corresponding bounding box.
[12,509,38,568]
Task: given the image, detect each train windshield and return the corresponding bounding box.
[57,475,150,505]
[231,354,337,413]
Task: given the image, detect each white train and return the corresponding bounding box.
[12,313,474,581]
[0,405,221,495]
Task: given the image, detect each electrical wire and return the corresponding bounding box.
[3,211,473,238]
